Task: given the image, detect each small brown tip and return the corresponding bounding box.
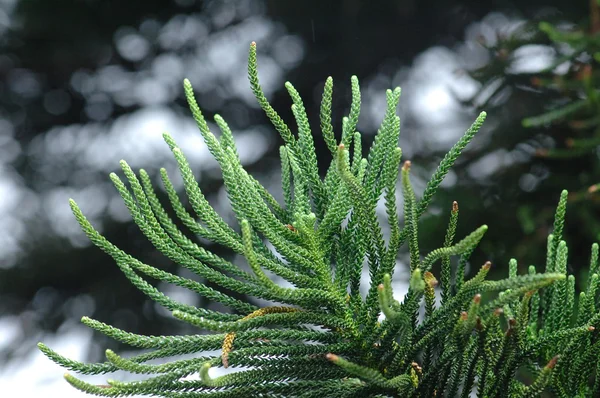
[251,41,256,46]
[588,326,596,332]
[326,353,339,361]
[460,311,468,320]
[535,148,549,157]
[494,308,504,316]
[403,160,412,171]
[473,294,481,304]
[565,138,575,148]
[546,355,559,369]
[424,271,438,287]
[589,185,598,193]
[377,284,384,291]
[483,261,492,271]
[508,318,516,327]
[339,144,345,150]
[452,201,458,212]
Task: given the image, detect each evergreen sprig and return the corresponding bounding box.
[39,41,600,397]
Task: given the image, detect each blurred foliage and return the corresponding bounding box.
[430,0,600,284]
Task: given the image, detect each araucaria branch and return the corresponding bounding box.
[38,42,600,397]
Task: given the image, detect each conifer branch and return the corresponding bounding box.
[37,41,599,398]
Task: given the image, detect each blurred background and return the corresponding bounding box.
[0,0,597,394]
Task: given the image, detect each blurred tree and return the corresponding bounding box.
[446,0,600,285]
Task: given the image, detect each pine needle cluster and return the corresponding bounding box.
[38,41,600,397]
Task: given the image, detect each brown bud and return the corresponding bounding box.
[326,353,339,361]
[460,311,468,321]
[589,185,598,194]
[339,144,345,150]
[483,261,492,271]
[588,326,596,332]
[251,41,256,47]
[473,294,481,304]
[424,271,438,288]
[377,284,384,291]
[565,138,575,148]
[403,160,412,171]
[494,308,504,316]
[505,319,516,336]
[452,201,458,212]
[546,355,559,369]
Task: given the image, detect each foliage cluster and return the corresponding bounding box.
[39,42,600,397]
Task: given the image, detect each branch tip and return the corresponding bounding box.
[546,355,559,369]
[326,353,339,361]
[565,138,575,148]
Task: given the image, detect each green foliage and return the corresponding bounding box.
[462,2,600,279]
[521,12,600,162]
[39,41,600,397]
[472,1,600,181]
